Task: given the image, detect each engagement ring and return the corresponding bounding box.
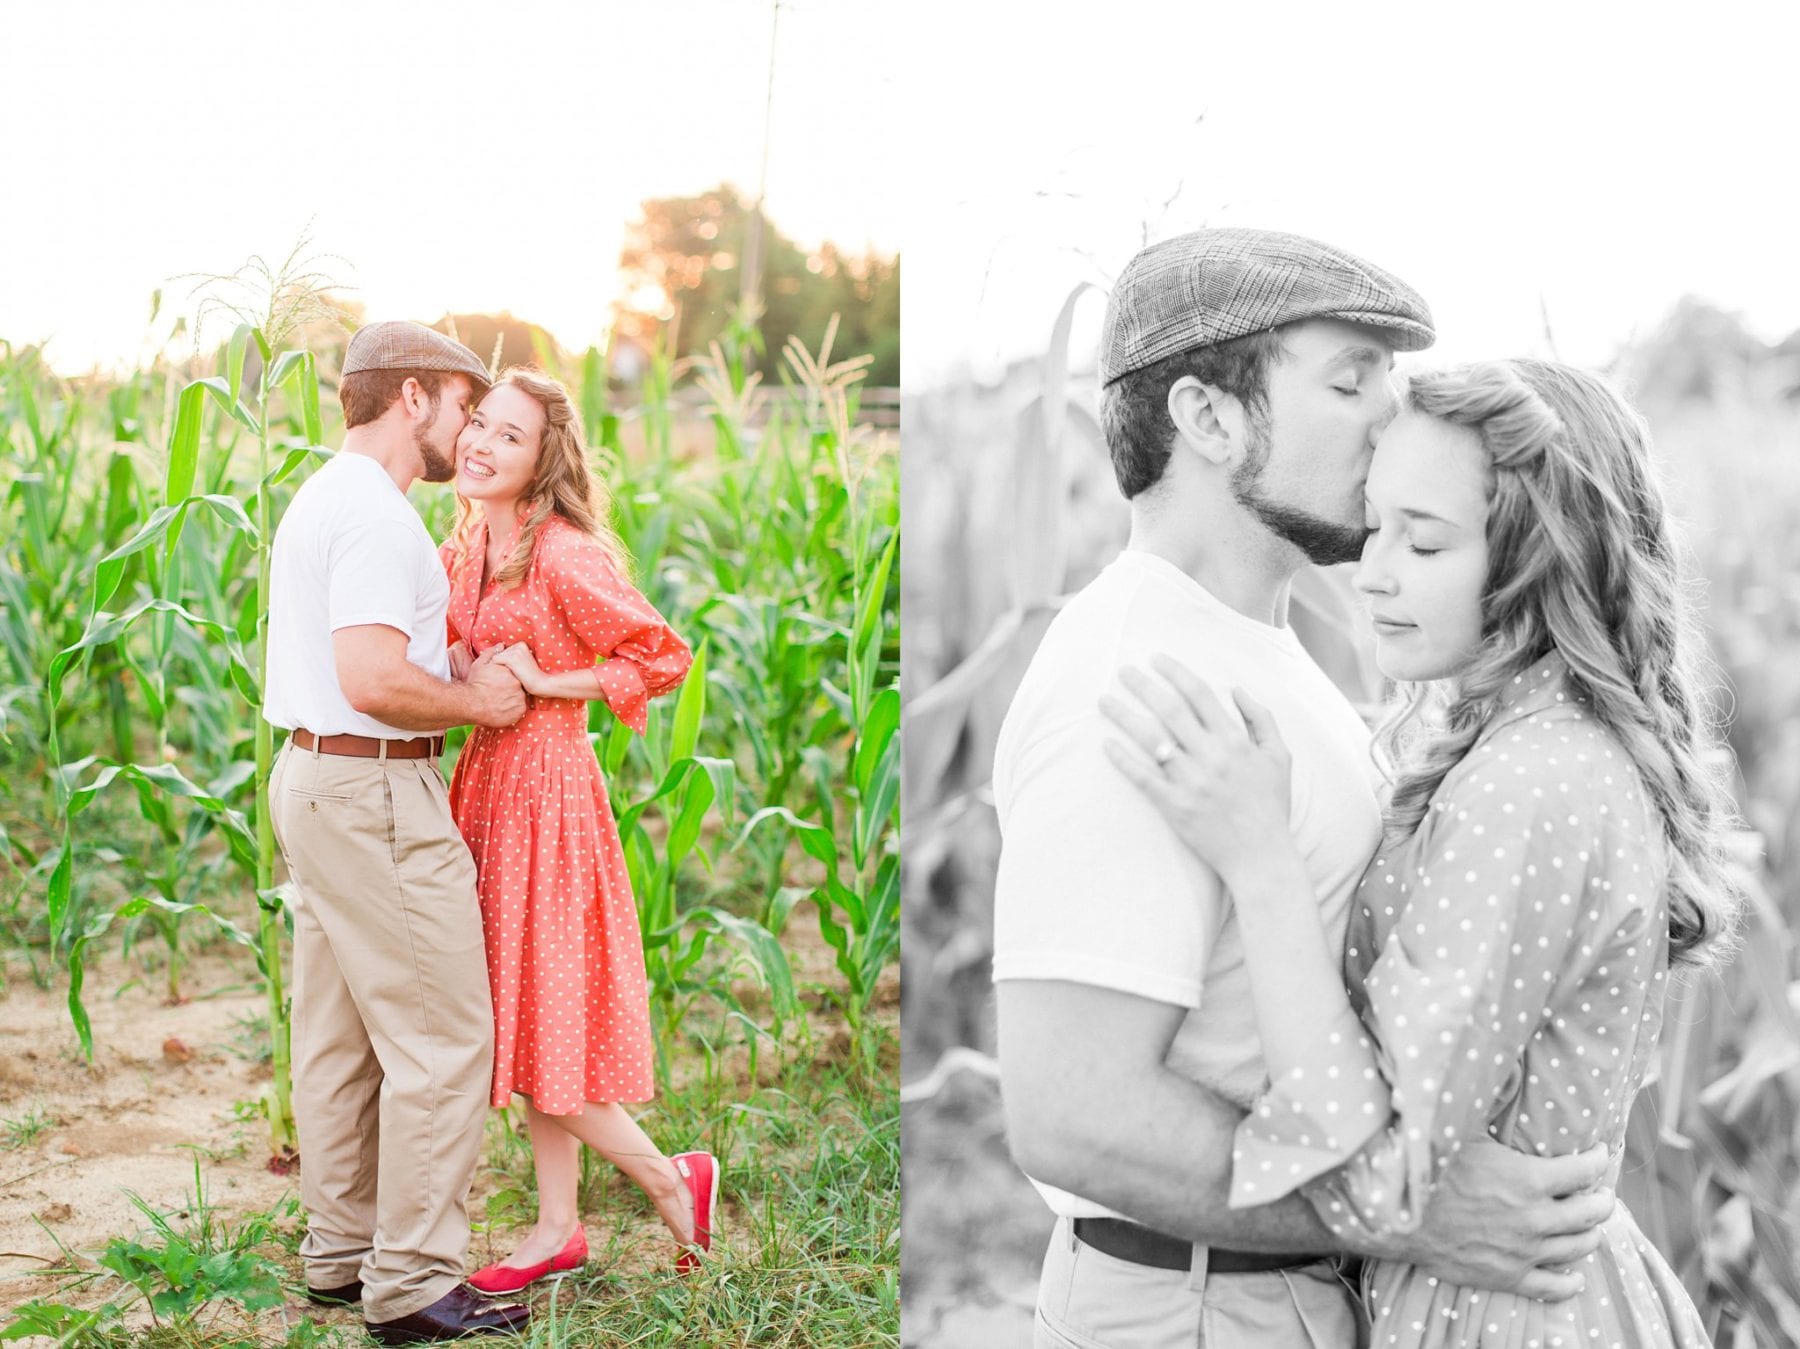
[1153,739,1177,766]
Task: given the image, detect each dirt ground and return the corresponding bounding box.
[0,947,295,1312]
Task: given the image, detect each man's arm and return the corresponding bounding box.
[998,979,1612,1298]
[333,625,525,731]
[998,980,1336,1250]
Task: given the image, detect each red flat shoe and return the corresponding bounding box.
[467,1227,587,1294]
[672,1151,718,1274]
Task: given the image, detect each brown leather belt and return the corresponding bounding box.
[292,728,444,759]
[1072,1218,1330,1274]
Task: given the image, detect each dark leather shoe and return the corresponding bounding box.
[366,1284,530,1344]
[304,1279,362,1306]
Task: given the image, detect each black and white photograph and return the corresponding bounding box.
[901,7,1800,1347]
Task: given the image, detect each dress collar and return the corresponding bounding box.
[1490,651,1587,724]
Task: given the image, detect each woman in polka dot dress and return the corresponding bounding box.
[1103,361,1739,1347]
[437,369,717,1290]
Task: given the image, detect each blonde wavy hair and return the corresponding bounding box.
[1376,359,1741,970]
[448,367,630,589]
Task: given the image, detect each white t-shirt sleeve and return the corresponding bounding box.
[326,520,426,638]
[992,708,1225,1008]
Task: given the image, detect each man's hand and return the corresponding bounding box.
[466,654,527,727]
[1390,1139,1613,1301]
[488,642,548,698]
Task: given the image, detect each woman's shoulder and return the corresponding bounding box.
[534,513,628,581]
[1444,706,1645,824]
[534,512,595,560]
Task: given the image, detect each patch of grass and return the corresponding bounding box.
[2,1157,292,1344]
[1,1100,58,1149]
[463,1023,900,1346]
[221,1007,273,1066]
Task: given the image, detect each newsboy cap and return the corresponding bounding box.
[342,320,491,390]
[1099,228,1434,384]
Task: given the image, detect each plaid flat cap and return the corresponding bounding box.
[1100,228,1434,384]
[342,320,491,390]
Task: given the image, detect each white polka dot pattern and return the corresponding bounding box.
[439,515,693,1114]
[1232,655,1710,1346]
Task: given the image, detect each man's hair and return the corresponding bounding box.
[338,368,455,429]
[1099,327,1288,499]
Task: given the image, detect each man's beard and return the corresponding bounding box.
[415,407,456,483]
[1229,415,1366,566]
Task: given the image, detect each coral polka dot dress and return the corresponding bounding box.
[440,513,692,1114]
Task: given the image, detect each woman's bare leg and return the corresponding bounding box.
[532,1100,696,1244]
[487,1107,585,1268]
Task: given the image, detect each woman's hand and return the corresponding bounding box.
[448,640,473,682]
[487,642,547,698]
[1098,654,1294,880]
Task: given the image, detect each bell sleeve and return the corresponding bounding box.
[1228,741,1619,1237]
[541,526,692,734]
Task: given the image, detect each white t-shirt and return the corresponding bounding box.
[263,451,452,738]
[992,549,1382,1219]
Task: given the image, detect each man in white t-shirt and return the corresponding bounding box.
[265,321,530,1344]
[994,231,1617,1348]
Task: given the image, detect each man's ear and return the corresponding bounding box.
[399,376,432,422]
[1167,376,1235,468]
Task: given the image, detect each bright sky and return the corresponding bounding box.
[0,0,896,374]
[900,2,1800,389]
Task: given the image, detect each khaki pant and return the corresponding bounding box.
[1034,1217,1362,1349]
[269,738,494,1322]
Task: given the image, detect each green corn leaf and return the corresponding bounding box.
[165,382,204,514]
[827,874,868,932]
[694,754,737,833]
[801,745,837,832]
[63,760,256,862]
[852,529,897,664]
[616,757,697,836]
[194,376,262,434]
[102,449,140,549]
[737,805,838,872]
[92,503,181,615]
[765,885,808,937]
[666,765,715,866]
[301,351,323,446]
[670,640,708,764]
[859,853,900,985]
[227,323,252,406]
[65,904,123,1059]
[852,729,900,870]
[52,598,257,720]
[267,443,329,487]
[601,716,634,777]
[811,883,862,996]
[45,835,72,954]
[195,492,257,539]
[688,906,798,1020]
[269,349,307,389]
[853,685,900,798]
